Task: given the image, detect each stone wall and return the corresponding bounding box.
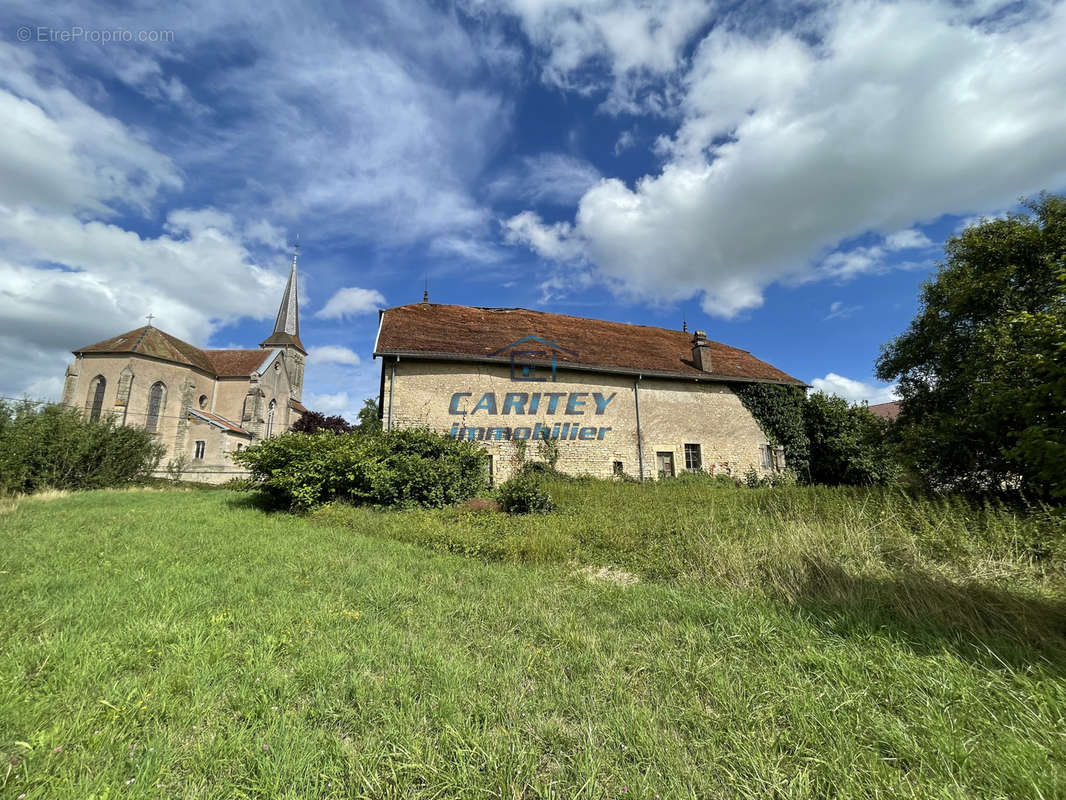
[382,359,774,483]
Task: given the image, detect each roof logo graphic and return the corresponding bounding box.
[490,335,576,382]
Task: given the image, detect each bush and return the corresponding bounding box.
[0,400,163,494]
[233,427,487,510]
[291,410,353,434]
[497,473,556,514]
[804,392,901,486]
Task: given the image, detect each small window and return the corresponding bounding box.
[656,451,675,478]
[760,445,774,470]
[684,443,702,471]
[198,394,208,410]
[613,461,624,476]
[484,454,494,487]
[235,443,243,452]
[194,440,206,460]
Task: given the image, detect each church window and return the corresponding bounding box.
[194,440,206,459]
[146,382,166,433]
[266,399,277,438]
[87,376,106,422]
[199,394,208,410]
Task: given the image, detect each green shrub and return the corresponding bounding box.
[0,400,163,494]
[233,427,487,510]
[497,473,556,514]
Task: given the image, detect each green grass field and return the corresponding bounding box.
[1,483,1064,798]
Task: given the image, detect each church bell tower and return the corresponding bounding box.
[260,243,307,401]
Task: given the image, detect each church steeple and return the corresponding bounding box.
[260,242,306,354]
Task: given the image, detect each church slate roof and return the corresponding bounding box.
[75,327,272,378]
[375,303,805,386]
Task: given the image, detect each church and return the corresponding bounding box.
[60,249,307,482]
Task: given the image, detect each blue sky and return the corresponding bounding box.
[2,0,1066,419]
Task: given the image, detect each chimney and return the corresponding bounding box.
[691,330,712,372]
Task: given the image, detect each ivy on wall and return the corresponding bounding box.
[733,383,810,480]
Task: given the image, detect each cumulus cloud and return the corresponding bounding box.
[316,288,387,320]
[307,391,351,414]
[885,228,933,251]
[505,1,1066,317]
[811,373,897,406]
[307,345,361,366]
[476,0,712,110]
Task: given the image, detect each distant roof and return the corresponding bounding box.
[289,399,308,414]
[75,326,274,377]
[375,304,805,386]
[868,401,901,420]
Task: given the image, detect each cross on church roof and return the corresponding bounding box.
[146,313,155,327]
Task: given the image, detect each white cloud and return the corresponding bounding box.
[307,345,361,366]
[477,0,713,110]
[506,1,1066,317]
[0,43,182,216]
[488,153,601,205]
[885,228,933,251]
[811,373,897,406]
[307,391,351,414]
[316,288,387,320]
[503,211,585,262]
[825,301,861,320]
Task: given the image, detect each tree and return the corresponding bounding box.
[356,397,381,433]
[291,410,353,434]
[876,193,1066,496]
[803,392,899,486]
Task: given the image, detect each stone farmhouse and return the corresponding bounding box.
[61,250,307,482]
[374,302,807,483]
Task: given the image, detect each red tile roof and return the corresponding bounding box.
[75,327,274,377]
[868,401,901,421]
[375,304,805,386]
[205,349,272,376]
[289,399,308,414]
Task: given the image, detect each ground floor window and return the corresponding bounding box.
[684,443,702,471]
[760,444,774,470]
[656,451,675,478]
[613,460,624,476]
[194,440,206,460]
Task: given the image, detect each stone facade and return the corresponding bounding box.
[381,359,780,483]
[60,247,308,484]
[61,346,301,483]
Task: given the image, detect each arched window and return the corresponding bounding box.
[146,381,166,433]
[266,399,277,438]
[86,375,106,422]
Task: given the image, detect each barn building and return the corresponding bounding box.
[374,302,806,483]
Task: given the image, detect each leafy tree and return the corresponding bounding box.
[356,397,381,433]
[291,410,353,434]
[876,193,1066,496]
[803,392,900,486]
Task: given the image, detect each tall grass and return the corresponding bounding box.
[1,486,1063,797]
[315,480,1066,653]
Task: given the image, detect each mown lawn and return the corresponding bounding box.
[1,485,1064,799]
